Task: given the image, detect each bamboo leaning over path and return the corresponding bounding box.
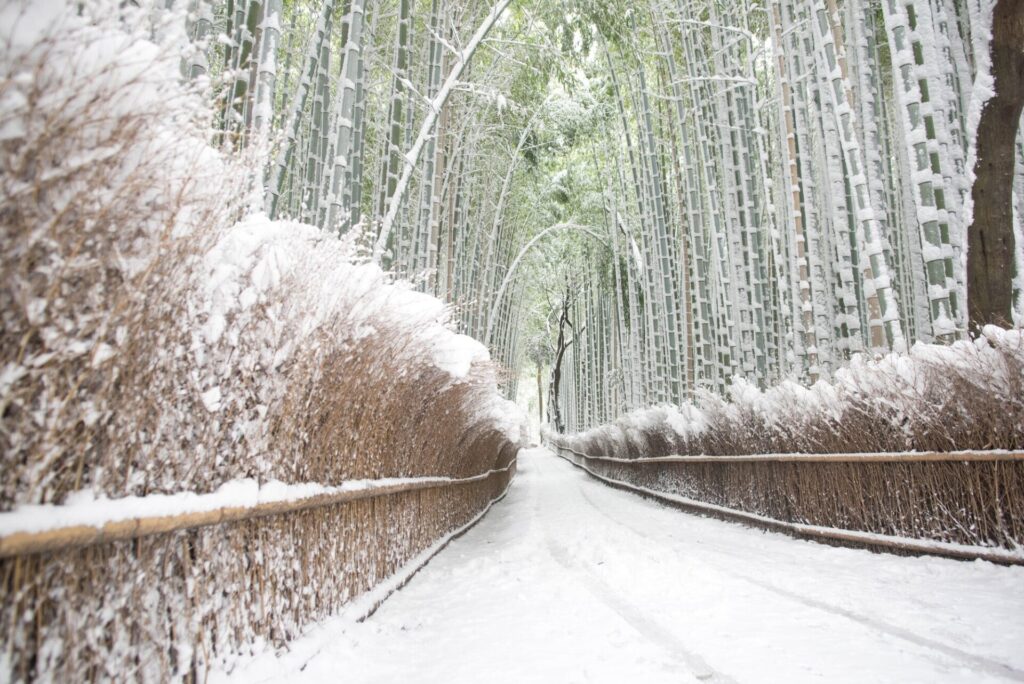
[549,444,1024,564]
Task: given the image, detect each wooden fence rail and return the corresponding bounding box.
[0,464,515,558]
[554,446,1024,464]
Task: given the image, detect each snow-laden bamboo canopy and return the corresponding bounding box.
[3,1,1024,679]
[184,0,1022,432]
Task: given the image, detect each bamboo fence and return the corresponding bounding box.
[0,456,516,682]
[550,444,1024,565]
[0,465,516,559]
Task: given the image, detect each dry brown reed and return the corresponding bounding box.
[553,446,1024,552]
[547,335,1024,554]
[1,7,523,681]
[0,7,242,508]
[553,333,1024,460]
[0,473,513,681]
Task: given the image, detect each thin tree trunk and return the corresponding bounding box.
[968,0,1024,330]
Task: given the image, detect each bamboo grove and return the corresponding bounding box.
[183,0,1023,432]
[188,0,551,396]
[539,0,1024,432]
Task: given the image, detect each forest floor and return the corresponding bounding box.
[213,448,1024,683]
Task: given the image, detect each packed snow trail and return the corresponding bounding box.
[214,448,1024,683]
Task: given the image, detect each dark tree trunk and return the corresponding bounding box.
[536,363,544,427]
[968,0,1024,333]
[548,292,573,433]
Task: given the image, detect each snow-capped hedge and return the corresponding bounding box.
[547,332,1024,556]
[0,0,523,508]
[0,2,525,680]
[0,0,239,507]
[550,327,1024,458]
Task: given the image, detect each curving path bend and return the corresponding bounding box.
[214,448,1024,684]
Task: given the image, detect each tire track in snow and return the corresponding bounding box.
[541,534,733,683]
[572,475,1024,682]
[533,458,736,683]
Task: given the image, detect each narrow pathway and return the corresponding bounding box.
[215,448,1024,683]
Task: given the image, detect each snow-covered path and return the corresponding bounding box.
[215,448,1024,683]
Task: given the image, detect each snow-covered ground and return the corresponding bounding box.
[214,448,1024,684]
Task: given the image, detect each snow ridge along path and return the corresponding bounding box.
[215,448,1024,684]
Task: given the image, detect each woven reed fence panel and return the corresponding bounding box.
[0,466,514,682]
[552,446,1024,554]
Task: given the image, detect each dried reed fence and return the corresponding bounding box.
[1,8,526,681]
[550,444,1024,564]
[547,324,1024,561]
[0,459,515,682]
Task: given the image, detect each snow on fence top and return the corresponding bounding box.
[0,463,516,557]
[554,445,1024,463]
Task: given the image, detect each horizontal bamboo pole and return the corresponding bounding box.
[555,451,1024,566]
[0,464,515,559]
[553,445,1024,464]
